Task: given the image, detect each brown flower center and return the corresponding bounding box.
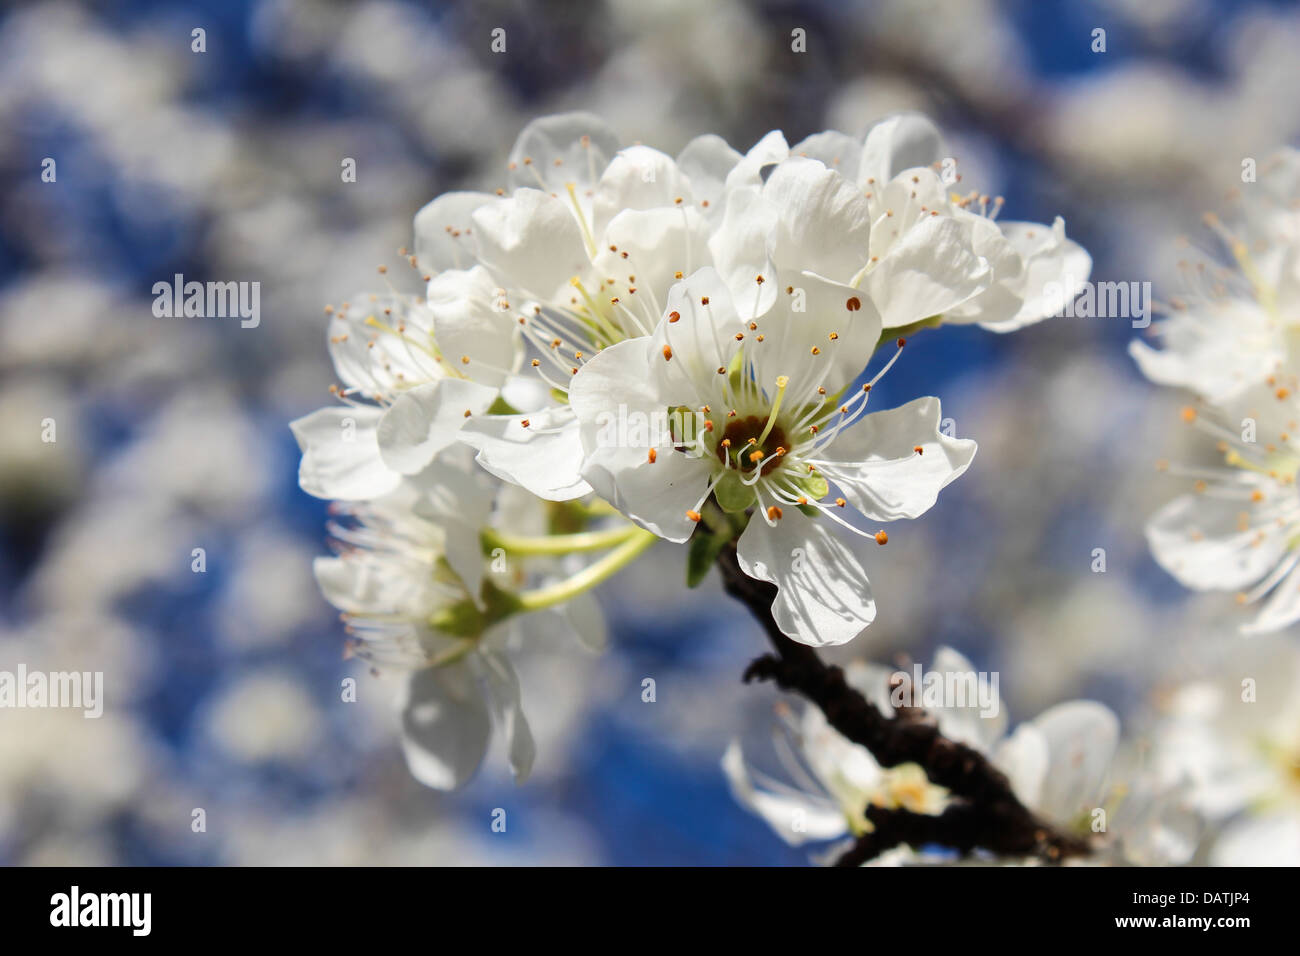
[718,415,788,476]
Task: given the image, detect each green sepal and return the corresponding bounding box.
[480,578,525,625]
[686,525,730,588]
[429,578,528,638]
[429,597,486,638]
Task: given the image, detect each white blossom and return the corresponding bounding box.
[1149,637,1300,865]
[311,449,605,789]
[724,647,1126,863]
[1145,400,1300,633]
[569,266,975,645]
[1131,148,1300,405]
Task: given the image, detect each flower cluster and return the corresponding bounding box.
[1130,150,1300,865]
[292,112,1090,790]
[1133,148,1300,633]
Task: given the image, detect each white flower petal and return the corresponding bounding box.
[736,508,876,646]
[939,214,1026,326]
[993,723,1050,809]
[790,130,863,179]
[564,590,608,653]
[592,145,694,237]
[325,293,441,398]
[312,551,437,621]
[649,267,744,404]
[584,447,709,543]
[858,112,945,187]
[459,405,592,501]
[471,189,592,301]
[1241,559,1300,634]
[797,705,887,799]
[591,206,713,320]
[722,741,848,845]
[676,133,743,222]
[409,450,495,601]
[751,271,882,398]
[1210,810,1300,866]
[1028,700,1119,823]
[478,649,536,785]
[1129,299,1282,404]
[862,215,991,328]
[377,380,498,476]
[426,266,520,388]
[928,645,1007,751]
[570,337,712,542]
[815,397,977,522]
[399,664,491,791]
[413,191,496,273]
[724,129,789,191]
[290,406,401,501]
[1147,488,1289,591]
[708,186,779,319]
[763,156,874,281]
[979,218,1093,332]
[506,111,620,199]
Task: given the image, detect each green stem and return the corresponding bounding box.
[482,524,640,556]
[514,527,658,612]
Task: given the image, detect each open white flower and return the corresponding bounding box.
[1130,151,1300,630]
[312,449,605,790]
[848,648,1123,838]
[1145,400,1300,634]
[1150,637,1300,865]
[725,648,1123,863]
[291,288,504,501]
[1131,149,1300,406]
[992,702,1119,836]
[569,266,975,646]
[722,703,948,852]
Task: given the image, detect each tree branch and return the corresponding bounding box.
[716,543,1090,866]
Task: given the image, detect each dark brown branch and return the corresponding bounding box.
[716,543,1090,866]
[832,805,983,868]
